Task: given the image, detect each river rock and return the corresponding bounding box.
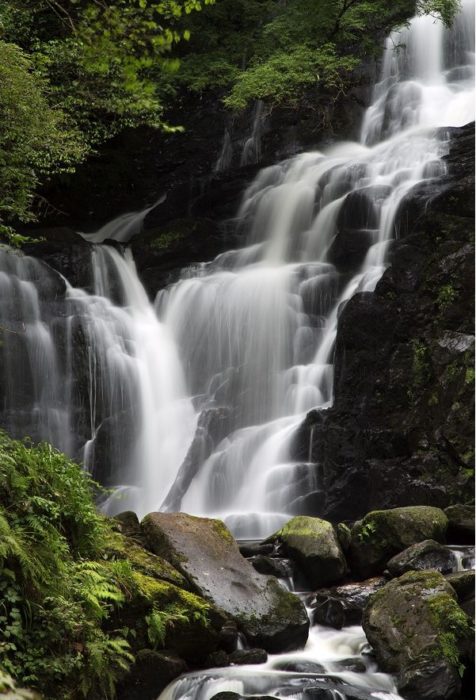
[362,570,473,700]
[249,554,294,579]
[445,570,475,621]
[270,516,347,587]
[445,504,475,544]
[350,506,448,578]
[386,539,457,577]
[312,577,386,629]
[117,649,187,700]
[142,512,309,652]
[229,648,268,665]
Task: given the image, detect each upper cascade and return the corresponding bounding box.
[0,0,473,537]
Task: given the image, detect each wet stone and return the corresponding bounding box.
[229,648,268,665]
[250,555,294,579]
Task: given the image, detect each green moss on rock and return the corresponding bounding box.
[350,506,448,577]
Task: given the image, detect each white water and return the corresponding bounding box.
[0,2,473,531]
[155,0,475,536]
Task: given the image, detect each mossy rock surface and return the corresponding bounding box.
[350,506,448,577]
[271,516,347,587]
[142,512,309,652]
[362,570,474,700]
[104,530,187,588]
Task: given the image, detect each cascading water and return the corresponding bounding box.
[155,0,475,537]
[0,0,473,535]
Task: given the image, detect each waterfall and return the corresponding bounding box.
[0,0,473,534]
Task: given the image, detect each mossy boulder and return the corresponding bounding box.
[141,512,309,652]
[350,506,448,578]
[386,540,456,578]
[104,530,187,587]
[270,516,347,587]
[362,570,474,700]
[445,504,475,544]
[119,571,224,662]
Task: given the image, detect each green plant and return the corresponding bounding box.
[358,521,377,542]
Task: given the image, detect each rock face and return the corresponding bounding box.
[386,540,457,578]
[445,504,475,544]
[312,577,386,629]
[349,506,448,578]
[271,516,347,588]
[293,122,475,522]
[363,570,473,700]
[141,512,309,652]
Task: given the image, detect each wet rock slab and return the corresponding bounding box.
[311,577,386,629]
[142,512,309,652]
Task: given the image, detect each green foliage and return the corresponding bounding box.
[437,283,457,310]
[0,431,131,698]
[176,0,461,110]
[0,0,213,225]
[0,40,86,224]
[357,521,377,542]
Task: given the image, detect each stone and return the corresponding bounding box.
[249,555,293,579]
[386,540,457,577]
[270,516,347,587]
[142,512,309,652]
[336,523,351,552]
[349,506,448,578]
[206,650,230,667]
[117,649,187,700]
[312,577,386,629]
[229,648,268,665]
[113,511,142,539]
[445,504,475,544]
[274,660,326,673]
[362,570,473,700]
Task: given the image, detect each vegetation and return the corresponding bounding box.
[0,0,460,232]
[0,431,215,699]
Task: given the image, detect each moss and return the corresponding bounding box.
[277,515,333,539]
[436,284,457,311]
[428,592,473,668]
[211,519,235,544]
[103,530,187,588]
[149,229,186,251]
[465,367,475,385]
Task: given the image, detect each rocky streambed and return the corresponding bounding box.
[109,505,474,700]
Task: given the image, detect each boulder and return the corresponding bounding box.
[445,505,475,544]
[446,570,475,621]
[386,540,457,577]
[270,516,347,587]
[312,577,386,629]
[142,513,309,652]
[229,648,268,665]
[350,506,448,578]
[249,555,293,579]
[362,570,473,700]
[117,649,187,700]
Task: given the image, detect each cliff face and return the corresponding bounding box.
[294,122,475,520]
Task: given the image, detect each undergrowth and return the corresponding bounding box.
[0,432,133,699]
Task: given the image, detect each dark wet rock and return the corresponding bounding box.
[250,555,294,579]
[269,516,347,587]
[336,523,352,553]
[142,512,309,652]
[229,648,268,665]
[206,650,230,667]
[292,123,475,523]
[239,542,275,558]
[274,660,326,674]
[114,511,142,540]
[161,405,233,512]
[386,539,457,577]
[363,570,473,700]
[445,504,475,544]
[446,570,475,623]
[312,577,386,629]
[349,506,448,578]
[117,649,187,700]
[445,570,475,602]
[219,621,240,653]
[332,658,367,673]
